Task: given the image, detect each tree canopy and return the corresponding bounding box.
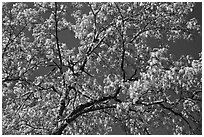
[2,2,202,135]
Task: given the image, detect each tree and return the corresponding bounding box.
[2,2,202,135]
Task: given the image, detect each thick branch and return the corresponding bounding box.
[114,3,126,81]
[52,105,116,135]
[159,103,192,132]
[54,2,63,74]
[121,41,126,81]
[2,77,21,82]
[135,99,193,133]
[68,86,121,119]
[80,104,116,116]
[52,86,121,135]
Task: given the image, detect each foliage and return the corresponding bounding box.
[2,2,202,135]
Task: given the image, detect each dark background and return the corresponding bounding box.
[58,2,202,60]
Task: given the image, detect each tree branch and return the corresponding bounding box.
[52,86,121,135]
[159,103,193,133]
[81,104,116,115]
[129,23,149,44]
[24,122,50,133]
[135,99,193,133]
[121,41,126,81]
[3,25,27,56]
[54,2,63,74]
[51,86,62,96]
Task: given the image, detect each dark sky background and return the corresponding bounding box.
[58,2,202,61]
[5,2,202,135]
[146,2,202,60]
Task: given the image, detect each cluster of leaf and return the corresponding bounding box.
[2,2,201,135]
